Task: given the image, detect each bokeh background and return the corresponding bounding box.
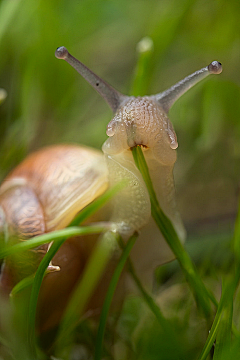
[0,0,240,357]
[0,0,239,242]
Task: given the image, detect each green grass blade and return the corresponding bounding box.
[56,231,119,354]
[199,272,240,360]
[27,224,111,358]
[130,37,154,96]
[125,252,183,359]
[27,240,65,358]
[116,236,184,359]
[25,182,126,357]
[0,225,111,259]
[198,307,223,360]
[69,181,127,227]
[117,237,172,332]
[127,259,170,329]
[232,196,240,263]
[10,183,125,296]
[198,280,235,360]
[94,232,138,360]
[10,273,36,297]
[199,267,240,360]
[213,289,233,359]
[0,0,23,43]
[132,145,215,317]
[0,332,10,349]
[0,88,7,105]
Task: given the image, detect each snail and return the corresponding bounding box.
[0,47,222,332]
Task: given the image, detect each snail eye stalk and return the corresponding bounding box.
[55,46,127,113]
[155,61,222,113]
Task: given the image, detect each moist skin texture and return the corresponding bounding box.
[103,96,185,288]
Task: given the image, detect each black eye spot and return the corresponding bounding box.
[96,82,99,86]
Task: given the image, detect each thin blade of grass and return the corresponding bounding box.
[0,332,10,348]
[55,231,119,354]
[213,284,233,360]
[198,303,223,360]
[232,196,240,260]
[0,225,111,259]
[69,181,127,227]
[10,182,125,295]
[10,273,36,297]
[198,280,235,360]
[94,232,138,360]
[114,235,184,359]
[27,225,111,358]
[0,0,23,43]
[27,239,65,359]
[123,248,184,358]
[117,39,183,358]
[200,240,240,359]
[132,145,216,317]
[130,37,154,96]
[211,197,240,359]
[26,183,126,357]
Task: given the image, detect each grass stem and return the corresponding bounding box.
[132,145,215,317]
[94,232,138,360]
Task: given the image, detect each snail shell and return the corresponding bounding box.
[0,145,111,331]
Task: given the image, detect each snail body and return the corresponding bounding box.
[0,48,222,331]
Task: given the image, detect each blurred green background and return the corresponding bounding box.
[0,0,239,241]
[1,0,240,358]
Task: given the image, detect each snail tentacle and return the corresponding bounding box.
[155,61,222,113]
[55,46,127,113]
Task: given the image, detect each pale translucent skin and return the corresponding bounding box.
[103,96,185,287]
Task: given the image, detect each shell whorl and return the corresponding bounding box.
[2,145,108,232]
